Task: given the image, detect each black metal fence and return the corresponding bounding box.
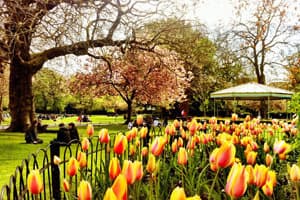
[0,126,163,200]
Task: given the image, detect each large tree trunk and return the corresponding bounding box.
[8,61,35,132]
[125,100,132,124]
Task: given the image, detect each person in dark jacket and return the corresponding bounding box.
[25,120,43,144]
[68,122,79,141]
[57,123,71,143]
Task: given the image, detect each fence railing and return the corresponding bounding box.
[0,126,163,200]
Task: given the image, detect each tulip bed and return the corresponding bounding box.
[27,115,300,200]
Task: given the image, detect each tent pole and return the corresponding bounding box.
[267,97,270,119]
[286,99,288,120]
[214,99,216,117]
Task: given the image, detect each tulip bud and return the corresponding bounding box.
[86,124,94,137]
[77,180,92,200]
[142,147,148,157]
[109,157,121,180]
[67,157,78,177]
[27,170,43,195]
[122,160,136,185]
[134,161,143,181]
[225,163,247,198]
[53,155,61,165]
[63,179,70,192]
[265,154,273,167]
[170,187,186,200]
[112,174,128,200]
[81,137,90,151]
[136,115,143,126]
[290,164,300,182]
[177,147,188,165]
[114,133,127,155]
[103,188,117,200]
[99,128,110,144]
[77,152,87,169]
[246,151,257,165]
[146,154,156,173]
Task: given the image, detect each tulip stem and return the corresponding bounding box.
[208,168,220,200]
[296,183,300,200]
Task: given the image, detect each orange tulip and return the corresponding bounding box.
[210,141,236,169]
[63,178,70,192]
[139,127,148,139]
[209,148,219,172]
[263,142,270,153]
[112,174,128,200]
[262,181,273,196]
[253,164,268,187]
[151,137,166,156]
[103,188,117,200]
[146,154,156,173]
[136,115,143,126]
[109,157,121,180]
[67,157,78,177]
[188,119,197,135]
[265,154,273,167]
[177,147,188,165]
[266,170,276,187]
[86,124,94,137]
[290,164,300,182]
[178,137,184,147]
[172,139,178,153]
[81,137,90,151]
[99,128,110,144]
[77,151,87,169]
[225,163,248,199]
[231,113,238,122]
[165,124,176,136]
[141,147,148,157]
[122,160,136,185]
[129,145,136,156]
[114,133,128,155]
[246,151,257,165]
[77,180,92,200]
[131,127,138,138]
[170,187,186,200]
[173,119,180,129]
[27,170,43,195]
[134,161,143,181]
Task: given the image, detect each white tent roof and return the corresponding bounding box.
[210,82,293,100]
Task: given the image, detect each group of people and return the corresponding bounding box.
[25,120,79,144]
[56,122,80,143]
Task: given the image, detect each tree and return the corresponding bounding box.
[0,66,9,123]
[230,0,299,117]
[33,68,68,113]
[0,0,174,131]
[286,51,300,91]
[71,48,190,123]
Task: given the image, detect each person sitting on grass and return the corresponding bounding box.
[56,123,71,144]
[68,122,79,141]
[25,120,43,144]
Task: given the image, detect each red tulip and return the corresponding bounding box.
[77,180,92,200]
[109,157,121,180]
[99,128,110,144]
[114,133,127,155]
[67,157,78,177]
[172,139,178,153]
[27,170,43,195]
[210,141,236,169]
[141,147,148,157]
[63,179,70,192]
[151,137,166,156]
[225,163,248,198]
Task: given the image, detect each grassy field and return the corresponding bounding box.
[0,116,128,189]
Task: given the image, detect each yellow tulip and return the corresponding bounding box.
[86,124,94,137]
[103,188,117,200]
[290,164,300,182]
[109,157,121,180]
[177,147,188,165]
[170,187,186,200]
[112,174,128,200]
[146,154,156,173]
[77,180,92,200]
[114,133,128,155]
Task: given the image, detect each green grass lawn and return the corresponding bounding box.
[0,117,128,189]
